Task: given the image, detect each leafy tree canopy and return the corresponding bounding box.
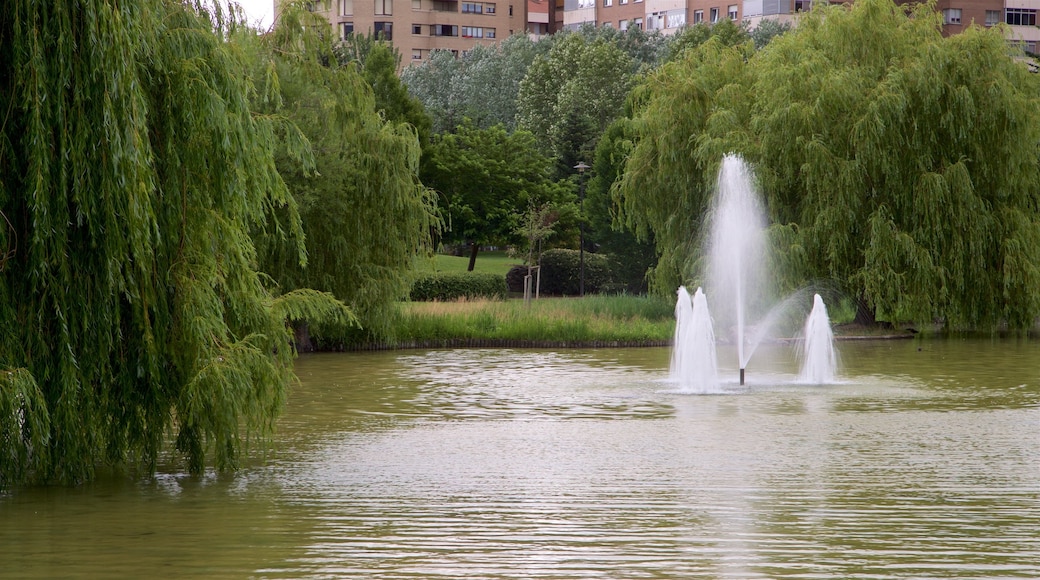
[335,33,433,149]
[517,33,638,177]
[246,6,438,340]
[0,0,349,488]
[402,35,546,134]
[619,0,1040,328]
[422,123,568,269]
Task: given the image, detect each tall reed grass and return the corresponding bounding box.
[386,295,675,345]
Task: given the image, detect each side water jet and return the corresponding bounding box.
[670,286,719,393]
[799,294,837,383]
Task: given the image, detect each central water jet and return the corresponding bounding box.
[706,155,769,383]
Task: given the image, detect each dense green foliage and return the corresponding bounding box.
[517,33,638,175]
[247,8,437,340]
[538,249,613,295]
[336,34,434,150]
[401,36,546,134]
[409,272,507,301]
[620,0,1040,328]
[422,123,567,268]
[0,0,349,487]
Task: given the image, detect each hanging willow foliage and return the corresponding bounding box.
[620,0,1040,328]
[243,5,437,342]
[0,0,348,488]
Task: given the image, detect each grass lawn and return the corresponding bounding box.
[418,250,522,277]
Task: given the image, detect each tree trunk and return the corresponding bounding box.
[467,242,479,271]
[293,321,314,353]
[853,293,876,326]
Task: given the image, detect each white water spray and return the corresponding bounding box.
[670,155,840,388]
[799,294,838,383]
[670,287,719,393]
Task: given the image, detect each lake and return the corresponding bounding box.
[2,338,1038,578]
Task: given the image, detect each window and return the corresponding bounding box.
[619,19,628,30]
[413,24,422,34]
[374,0,392,15]
[728,4,737,19]
[985,10,1000,25]
[942,8,961,24]
[1006,8,1037,26]
[709,7,719,22]
[666,10,685,28]
[412,0,420,8]
[374,21,393,39]
[432,23,459,36]
[340,21,354,38]
[462,2,483,13]
[461,25,484,37]
[486,28,496,38]
[633,17,642,28]
[693,9,703,23]
[485,3,496,12]
[339,0,354,15]
[621,0,628,4]
[794,0,809,12]
[508,4,513,15]
[604,0,612,6]
[412,49,422,60]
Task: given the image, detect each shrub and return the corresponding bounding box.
[506,264,535,293]
[409,271,507,301]
[538,249,613,295]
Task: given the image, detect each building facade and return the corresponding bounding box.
[295,0,1040,67]
[563,0,1040,52]
[295,0,528,65]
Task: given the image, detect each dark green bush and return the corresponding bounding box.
[538,249,613,295]
[409,271,507,301]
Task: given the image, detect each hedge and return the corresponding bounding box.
[410,271,507,301]
[538,249,613,295]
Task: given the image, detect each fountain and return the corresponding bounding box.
[670,286,719,393]
[671,154,839,387]
[799,293,838,383]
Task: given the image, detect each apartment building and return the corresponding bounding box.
[297,0,527,65]
[297,0,1040,67]
[564,0,1040,52]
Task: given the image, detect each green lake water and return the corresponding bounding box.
[2,338,1038,578]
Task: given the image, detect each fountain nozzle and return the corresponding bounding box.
[739,367,745,385]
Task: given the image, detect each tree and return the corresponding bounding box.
[617,36,755,293]
[587,120,657,293]
[402,35,546,134]
[422,123,567,270]
[663,18,750,62]
[0,0,347,487]
[516,33,638,178]
[335,34,433,150]
[246,7,438,341]
[620,0,1040,328]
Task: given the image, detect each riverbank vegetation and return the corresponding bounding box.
[383,295,676,346]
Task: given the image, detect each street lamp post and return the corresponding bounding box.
[574,161,589,297]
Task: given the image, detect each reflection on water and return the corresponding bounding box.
[2,339,1039,578]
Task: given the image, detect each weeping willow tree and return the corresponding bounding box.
[244,4,437,343]
[0,0,349,488]
[615,37,756,293]
[619,0,1040,328]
